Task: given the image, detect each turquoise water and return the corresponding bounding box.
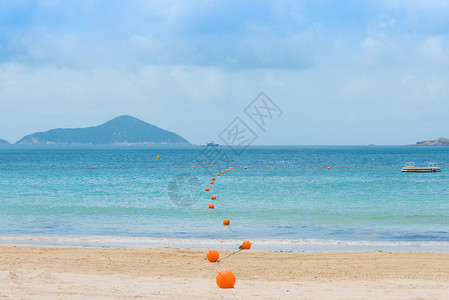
[0,146,448,250]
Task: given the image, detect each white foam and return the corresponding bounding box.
[1,234,449,251]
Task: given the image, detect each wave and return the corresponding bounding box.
[1,234,448,252]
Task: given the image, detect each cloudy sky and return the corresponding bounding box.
[0,0,448,145]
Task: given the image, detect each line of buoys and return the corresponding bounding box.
[0,165,228,172]
[4,164,436,173]
[203,166,249,298]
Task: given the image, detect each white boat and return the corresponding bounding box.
[402,162,442,173]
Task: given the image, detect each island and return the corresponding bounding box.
[411,137,449,146]
[0,139,10,145]
[15,115,189,145]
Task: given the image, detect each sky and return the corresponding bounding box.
[0,0,448,145]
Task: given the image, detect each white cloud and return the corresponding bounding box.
[419,36,449,62]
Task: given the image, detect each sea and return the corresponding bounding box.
[0,146,448,251]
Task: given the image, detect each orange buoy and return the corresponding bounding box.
[210,181,214,185]
[241,240,252,250]
[205,187,210,192]
[328,167,330,170]
[211,177,215,181]
[221,171,224,174]
[216,270,236,289]
[244,167,247,169]
[212,195,217,200]
[216,173,220,176]
[208,203,215,209]
[229,167,233,170]
[223,219,230,226]
[226,169,229,172]
[207,249,219,262]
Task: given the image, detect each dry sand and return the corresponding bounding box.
[1,246,449,299]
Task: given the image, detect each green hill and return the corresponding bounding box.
[15,115,189,145]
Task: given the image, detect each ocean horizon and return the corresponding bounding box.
[1,146,448,251]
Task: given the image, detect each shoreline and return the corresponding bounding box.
[1,246,449,299]
[1,234,449,252]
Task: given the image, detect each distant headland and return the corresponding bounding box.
[0,139,10,145]
[410,137,449,146]
[9,115,189,146]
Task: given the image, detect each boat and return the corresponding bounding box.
[207,143,219,147]
[401,162,442,172]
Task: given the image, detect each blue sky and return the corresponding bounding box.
[0,0,448,144]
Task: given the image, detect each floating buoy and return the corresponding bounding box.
[245,167,247,169]
[208,203,215,209]
[212,195,217,200]
[221,171,225,174]
[216,270,236,289]
[229,167,233,170]
[223,219,230,226]
[216,173,220,176]
[156,156,160,160]
[210,181,214,185]
[205,187,209,192]
[226,169,229,172]
[241,240,252,250]
[328,167,330,170]
[207,249,219,262]
[211,177,215,181]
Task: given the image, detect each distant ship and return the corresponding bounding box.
[402,162,442,173]
[207,143,219,147]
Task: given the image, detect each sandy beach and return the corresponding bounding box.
[0,246,448,299]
